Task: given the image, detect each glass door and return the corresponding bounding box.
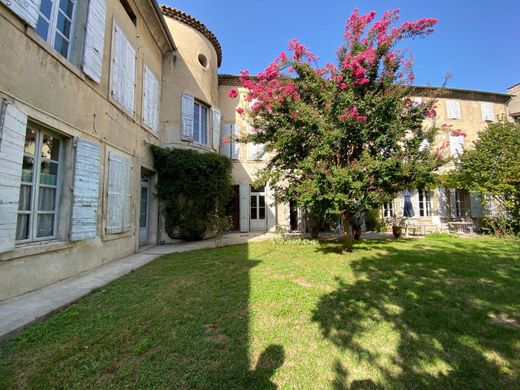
[250,187,267,231]
[139,177,149,246]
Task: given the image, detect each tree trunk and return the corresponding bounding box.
[342,209,353,252]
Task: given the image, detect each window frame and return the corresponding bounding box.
[382,201,394,218]
[16,123,64,244]
[418,189,432,217]
[193,101,209,145]
[36,0,78,60]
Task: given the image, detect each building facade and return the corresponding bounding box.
[0,1,517,301]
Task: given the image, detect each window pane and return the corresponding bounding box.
[59,0,74,18]
[259,207,265,220]
[56,12,72,37]
[250,196,257,208]
[251,206,257,220]
[259,196,265,208]
[41,133,60,161]
[40,161,59,185]
[24,129,37,155]
[36,17,50,41]
[193,104,200,142]
[40,0,53,18]
[37,214,55,237]
[201,106,208,144]
[19,185,32,211]
[53,34,69,57]
[22,157,34,183]
[16,214,30,240]
[38,187,57,211]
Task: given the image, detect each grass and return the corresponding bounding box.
[1,235,519,389]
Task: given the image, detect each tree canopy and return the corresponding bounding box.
[229,9,442,250]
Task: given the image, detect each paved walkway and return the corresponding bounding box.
[0,232,273,340]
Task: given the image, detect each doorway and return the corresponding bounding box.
[139,176,150,246]
[250,186,267,231]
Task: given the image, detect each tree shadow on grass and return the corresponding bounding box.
[312,238,520,389]
[0,244,284,389]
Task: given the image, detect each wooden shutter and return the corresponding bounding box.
[239,184,250,232]
[143,65,159,132]
[449,190,457,218]
[0,102,27,253]
[123,38,136,113]
[411,189,420,217]
[220,124,231,157]
[231,125,240,160]
[266,185,276,231]
[107,152,131,234]
[480,102,494,122]
[181,93,194,139]
[437,188,447,218]
[212,108,221,151]
[110,24,135,113]
[82,0,106,84]
[247,126,256,160]
[1,0,41,28]
[446,100,461,119]
[70,139,100,241]
[470,192,483,218]
[449,134,464,158]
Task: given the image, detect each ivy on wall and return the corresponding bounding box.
[150,145,233,241]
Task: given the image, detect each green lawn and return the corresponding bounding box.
[1,235,519,389]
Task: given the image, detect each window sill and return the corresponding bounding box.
[25,28,86,82]
[102,230,133,242]
[1,240,73,262]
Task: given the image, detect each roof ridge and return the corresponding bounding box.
[161,5,222,67]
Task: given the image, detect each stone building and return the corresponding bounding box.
[0,1,516,301]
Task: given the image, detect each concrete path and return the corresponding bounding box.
[0,232,273,340]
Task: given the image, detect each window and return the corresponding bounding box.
[142,65,160,132]
[455,189,470,218]
[480,102,494,122]
[106,153,132,234]
[36,0,76,58]
[110,24,136,114]
[382,201,394,218]
[250,186,266,221]
[449,134,464,158]
[193,102,208,144]
[446,100,461,119]
[418,190,432,217]
[17,125,63,241]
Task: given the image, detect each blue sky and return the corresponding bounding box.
[162,1,520,93]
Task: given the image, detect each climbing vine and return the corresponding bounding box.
[150,145,233,241]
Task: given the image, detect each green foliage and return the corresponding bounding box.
[150,145,233,241]
[365,207,386,232]
[449,121,520,232]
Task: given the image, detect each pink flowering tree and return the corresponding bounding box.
[231,9,442,250]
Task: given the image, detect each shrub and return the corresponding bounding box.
[150,145,233,241]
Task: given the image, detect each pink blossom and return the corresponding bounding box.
[426,106,436,118]
[228,89,238,99]
[291,111,298,119]
[339,83,348,90]
[236,107,244,115]
[222,137,231,144]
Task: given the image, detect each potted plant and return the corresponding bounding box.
[385,216,404,238]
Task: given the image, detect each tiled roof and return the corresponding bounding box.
[161,5,222,67]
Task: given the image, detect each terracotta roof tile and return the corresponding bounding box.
[161,5,222,67]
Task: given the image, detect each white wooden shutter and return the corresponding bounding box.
[0,102,27,253]
[247,126,257,160]
[470,192,483,218]
[212,108,221,150]
[82,0,106,84]
[1,0,41,28]
[220,124,231,157]
[446,100,461,119]
[107,152,132,234]
[239,184,250,232]
[266,185,276,231]
[122,157,132,231]
[449,189,457,218]
[110,24,135,113]
[181,93,194,139]
[123,39,136,113]
[449,134,464,158]
[231,125,240,160]
[143,65,159,132]
[70,139,100,241]
[480,102,494,122]
[411,189,420,217]
[437,188,447,218]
